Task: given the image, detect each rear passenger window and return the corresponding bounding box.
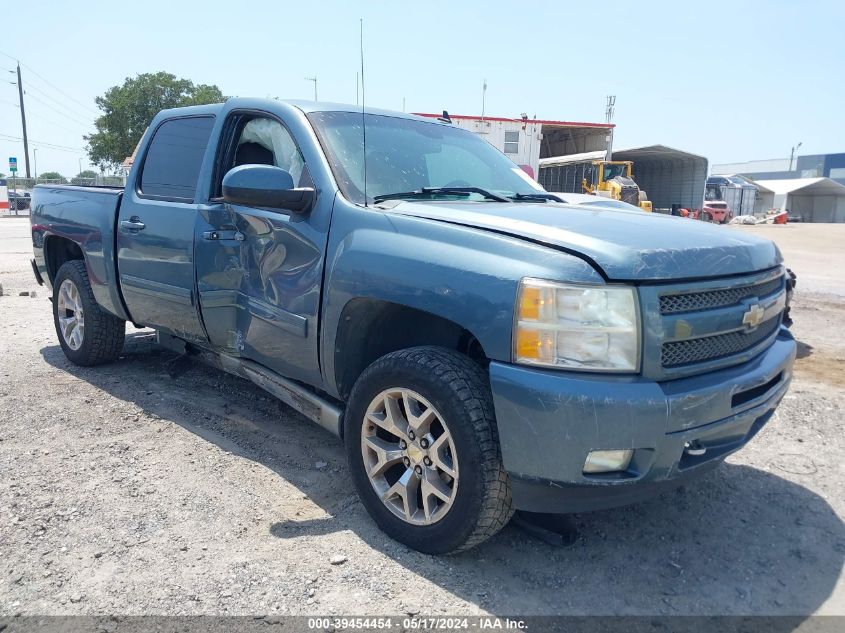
[140,116,215,200]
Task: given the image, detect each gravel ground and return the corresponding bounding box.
[0,217,843,616]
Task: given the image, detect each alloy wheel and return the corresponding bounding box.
[361,388,459,525]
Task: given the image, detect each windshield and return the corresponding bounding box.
[602,163,628,180]
[307,111,545,204]
[705,184,722,201]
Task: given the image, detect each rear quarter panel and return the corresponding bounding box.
[31,185,129,320]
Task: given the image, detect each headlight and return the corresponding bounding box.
[514,278,640,371]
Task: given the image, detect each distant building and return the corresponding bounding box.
[414,112,707,210]
[711,152,845,222]
[753,178,845,222]
[413,112,613,179]
[713,152,845,186]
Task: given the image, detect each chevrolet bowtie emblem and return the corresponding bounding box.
[742,303,765,328]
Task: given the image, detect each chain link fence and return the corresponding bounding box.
[2,175,127,216]
[8,175,127,189]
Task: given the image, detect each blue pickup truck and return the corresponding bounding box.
[30,99,795,553]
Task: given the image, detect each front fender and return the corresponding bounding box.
[319,200,604,398]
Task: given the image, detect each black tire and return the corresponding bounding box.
[344,346,513,554]
[52,260,125,366]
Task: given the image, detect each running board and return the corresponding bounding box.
[170,333,343,437]
[155,332,343,437]
[242,362,343,437]
[218,354,342,437]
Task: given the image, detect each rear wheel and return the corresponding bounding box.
[53,260,125,366]
[345,347,513,554]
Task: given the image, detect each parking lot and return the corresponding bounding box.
[1,217,843,617]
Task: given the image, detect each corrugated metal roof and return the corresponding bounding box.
[539,150,607,167]
[613,145,709,210]
[750,177,845,196]
[613,145,707,163]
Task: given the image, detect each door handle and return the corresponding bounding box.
[202,230,245,241]
[120,217,146,232]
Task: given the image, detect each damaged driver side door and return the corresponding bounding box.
[195,111,328,388]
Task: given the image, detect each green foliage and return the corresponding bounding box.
[77,170,98,179]
[39,171,65,182]
[84,72,226,169]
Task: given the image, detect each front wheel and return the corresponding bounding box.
[52,260,125,366]
[345,347,513,554]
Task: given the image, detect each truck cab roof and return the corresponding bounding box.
[156,98,443,125]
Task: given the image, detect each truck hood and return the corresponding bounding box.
[384,201,782,281]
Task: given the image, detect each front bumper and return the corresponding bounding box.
[489,330,796,513]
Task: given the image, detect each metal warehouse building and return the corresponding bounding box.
[713,152,845,222]
[612,145,708,211]
[753,178,845,222]
[414,112,613,179]
[539,145,709,211]
[415,112,708,210]
[713,152,845,186]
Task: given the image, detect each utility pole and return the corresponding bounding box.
[16,63,32,178]
[789,142,802,172]
[481,79,487,122]
[605,95,616,160]
[304,76,318,102]
[605,95,616,123]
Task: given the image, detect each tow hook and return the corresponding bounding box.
[684,441,706,456]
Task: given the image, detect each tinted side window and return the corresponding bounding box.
[140,116,215,200]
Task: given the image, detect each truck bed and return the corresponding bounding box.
[31,183,128,321]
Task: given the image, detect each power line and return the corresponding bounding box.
[22,80,99,123]
[22,90,94,128]
[21,109,93,136]
[0,49,100,117]
[20,62,100,117]
[0,132,86,153]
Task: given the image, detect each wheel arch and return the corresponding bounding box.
[43,235,86,286]
[332,298,489,401]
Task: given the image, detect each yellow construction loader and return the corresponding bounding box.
[582,161,652,212]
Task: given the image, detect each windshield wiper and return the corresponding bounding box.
[373,187,510,203]
[507,192,564,203]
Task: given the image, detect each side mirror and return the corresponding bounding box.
[222,164,315,213]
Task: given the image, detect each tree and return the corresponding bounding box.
[77,170,98,179]
[39,172,65,182]
[84,72,226,169]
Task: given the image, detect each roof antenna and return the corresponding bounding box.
[360,18,368,207]
[438,110,452,124]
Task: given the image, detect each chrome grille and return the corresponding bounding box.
[662,316,781,367]
[660,276,783,315]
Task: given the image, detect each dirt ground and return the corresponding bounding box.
[1,217,843,617]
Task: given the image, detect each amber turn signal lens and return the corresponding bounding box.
[519,286,541,321]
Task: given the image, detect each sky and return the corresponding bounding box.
[1,0,843,178]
